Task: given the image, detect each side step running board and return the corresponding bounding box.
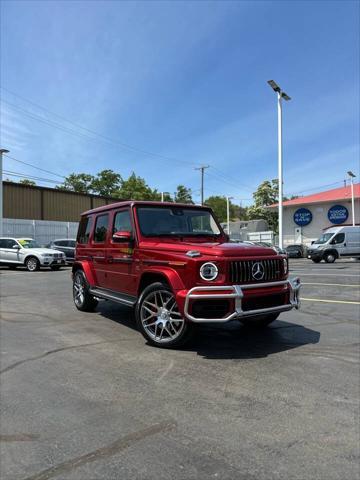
[89,287,137,307]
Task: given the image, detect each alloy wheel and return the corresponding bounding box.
[73,272,85,307]
[140,289,185,344]
[26,258,38,272]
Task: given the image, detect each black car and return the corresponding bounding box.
[286,244,307,258]
[47,239,76,263]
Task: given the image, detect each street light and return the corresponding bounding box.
[226,196,234,237]
[0,148,10,236]
[347,171,356,226]
[268,80,291,249]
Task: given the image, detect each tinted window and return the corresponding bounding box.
[0,239,17,248]
[332,233,345,244]
[113,210,132,234]
[68,240,76,248]
[94,214,109,243]
[56,240,68,247]
[77,217,93,244]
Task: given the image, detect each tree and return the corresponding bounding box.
[247,179,279,232]
[204,196,237,223]
[116,172,159,200]
[19,179,36,186]
[91,169,122,197]
[57,173,94,193]
[174,185,193,204]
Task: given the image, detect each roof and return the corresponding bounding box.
[82,200,206,216]
[268,183,360,208]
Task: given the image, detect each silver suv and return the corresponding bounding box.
[0,237,66,271]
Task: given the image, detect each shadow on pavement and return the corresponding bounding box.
[98,302,320,360]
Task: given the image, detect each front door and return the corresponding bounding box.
[0,239,21,264]
[89,213,110,288]
[103,208,137,295]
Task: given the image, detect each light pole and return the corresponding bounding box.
[267,80,291,249]
[347,171,356,226]
[0,148,10,236]
[226,196,234,237]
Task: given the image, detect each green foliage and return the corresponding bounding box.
[90,169,122,196]
[174,185,193,204]
[19,179,36,186]
[57,173,94,193]
[247,179,279,232]
[204,196,237,223]
[116,172,159,200]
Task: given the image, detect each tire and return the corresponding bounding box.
[136,282,194,348]
[240,312,280,329]
[25,256,40,272]
[73,270,98,312]
[324,252,336,263]
[50,265,61,271]
[311,258,321,263]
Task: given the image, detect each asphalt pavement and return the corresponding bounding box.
[0,259,359,480]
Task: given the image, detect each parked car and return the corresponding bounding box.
[47,239,76,263]
[72,201,301,348]
[286,244,307,258]
[307,226,360,263]
[0,237,66,271]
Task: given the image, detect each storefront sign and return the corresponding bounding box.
[328,205,348,224]
[294,208,312,226]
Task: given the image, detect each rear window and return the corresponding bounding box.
[94,214,109,243]
[77,216,93,244]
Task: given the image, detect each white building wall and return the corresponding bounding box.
[282,199,360,246]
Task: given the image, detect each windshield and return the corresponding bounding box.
[314,233,333,245]
[18,239,41,249]
[136,206,221,237]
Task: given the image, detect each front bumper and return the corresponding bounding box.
[41,258,66,266]
[307,250,323,260]
[183,278,301,323]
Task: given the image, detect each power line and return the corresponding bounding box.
[3,170,60,184]
[1,88,199,168]
[4,154,65,179]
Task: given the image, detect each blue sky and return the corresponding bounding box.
[1,0,359,204]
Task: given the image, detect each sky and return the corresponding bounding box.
[0,0,359,205]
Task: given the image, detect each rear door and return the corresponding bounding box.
[344,231,360,256]
[89,213,110,287]
[103,208,137,294]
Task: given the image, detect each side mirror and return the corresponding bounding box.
[311,241,315,245]
[12,245,20,250]
[112,231,133,243]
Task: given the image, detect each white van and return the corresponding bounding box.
[307,226,360,263]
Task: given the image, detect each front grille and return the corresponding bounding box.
[229,258,283,283]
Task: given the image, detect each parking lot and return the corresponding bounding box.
[0,259,359,480]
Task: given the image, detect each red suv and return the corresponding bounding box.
[72,201,300,347]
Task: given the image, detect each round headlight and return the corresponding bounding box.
[200,262,218,281]
[283,258,288,275]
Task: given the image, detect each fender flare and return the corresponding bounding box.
[138,266,186,294]
[72,260,97,287]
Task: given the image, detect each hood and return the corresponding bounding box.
[139,240,277,258]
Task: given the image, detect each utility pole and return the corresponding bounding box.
[0,149,10,236]
[195,165,209,205]
[267,80,291,249]
[347,171,356,226]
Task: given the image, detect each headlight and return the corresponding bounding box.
[283,258,288,275]
[41,253,52,257]
[200,262,218,281]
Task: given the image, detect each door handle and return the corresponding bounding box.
[108,256,114,263]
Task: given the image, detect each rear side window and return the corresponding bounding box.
[94,214,109,243]
[77,216,93,244]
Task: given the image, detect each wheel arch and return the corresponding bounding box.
[323,249,339,259]
[138,267,185,296]
[72,260,96,286]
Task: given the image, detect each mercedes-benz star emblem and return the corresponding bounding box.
[252,262,265,281]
